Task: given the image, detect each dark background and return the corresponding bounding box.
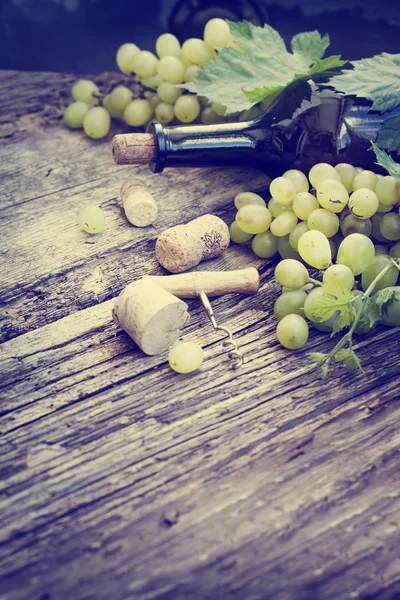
[0,0,399,74]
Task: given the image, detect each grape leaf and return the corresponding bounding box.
[330,53,400,112]
[308,352,330,377]
[246,56,346,106]
[334,349,362,371]
[354,285,400,331]
[183,21,345,114]
[374,286,400,312]
[376,114,400,154]
[371,143,400,179]
[357,296,382,330]
[291,31,330,60]
[307,283,354,325]
[308,55,347,76]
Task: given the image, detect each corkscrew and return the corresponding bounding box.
[144,267,259,368]
[199,291,244,369]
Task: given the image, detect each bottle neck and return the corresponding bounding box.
[148,118,276,173]
[147,93,398,176]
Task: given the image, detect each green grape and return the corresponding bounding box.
[211,103,227,116]
[298,230,332,270]
[200,106,221,125]
[78,204,105,234]
[239,106,262,121]
[350,290,374,335]
[274,289,307,320]
[174,95,200,123]
[103,94,124,118]
[309,163,340,188]
[303,287,325,321]
[316,179,349,213]
[380,288,400,326]
[71,79,99,104]
[323,264,355,290]
[303,287,339,331]
[377,201,393,213]
[340,214,372,237]
[149,94,161,110]
[268,198,291,218]
[307,208,339,238]
[375,176,400,206]
[157,81,182,104]
[354,167,364,174]
[155,102,175,124]
[270,211,298,237]
[335,163,356,192]
[332,231,344,255]
[348,188,379,219]
[269,177,297,206]
[234,192,266,210]
[389,242,400,258]
[361,255,398,293]
[229,221,253,244]
[252,230,278,258]
[83,107,111,139]
[116,43,140,74]
[198,95,209,107]
[292,192,319,220]
[380,213,400,241]
[274,259,309,288]
[276,314,309,350]
[289,221,309,251]
[109,85,133,112]
[131,51,159,77]
[184,65,199,82]
[64,101,89,128]
[336,233,375,275]
[138,73,163,89]
[124,99,153,126]
[352,169,378,191]
[277,235,301,260]
[236,205,272,234]
[282,169,309,193]
[371,214,387,242]
[156,33,181,58]
[374,244,390,255]
[168,341,204,373]
[203,18,233,48]
[181,38,216,66]
[157,56,185,84]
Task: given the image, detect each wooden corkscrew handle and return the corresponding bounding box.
[142,267,260,298]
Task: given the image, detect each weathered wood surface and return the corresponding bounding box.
[1,71,400,600]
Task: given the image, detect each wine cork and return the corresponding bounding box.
[112,133,157,165]
[120,179,158,227]
[155,214,230,273]
[112,279,189,355]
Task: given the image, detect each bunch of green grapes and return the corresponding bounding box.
[228,162,400,349]
[64,18,251,140]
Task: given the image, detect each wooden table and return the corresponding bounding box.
[1,71,400,600]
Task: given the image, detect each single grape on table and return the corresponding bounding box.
[168,342,204,374]
[78,205,105,234]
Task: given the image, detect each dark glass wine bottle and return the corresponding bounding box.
[112,91,398,178]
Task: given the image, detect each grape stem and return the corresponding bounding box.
[309,277,322,287]
[318,259,400,371]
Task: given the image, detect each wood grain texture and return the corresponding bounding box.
[1,71,400,600]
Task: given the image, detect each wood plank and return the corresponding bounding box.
[0,295,399,600]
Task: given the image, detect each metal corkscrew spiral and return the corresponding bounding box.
[199,291,244,369]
